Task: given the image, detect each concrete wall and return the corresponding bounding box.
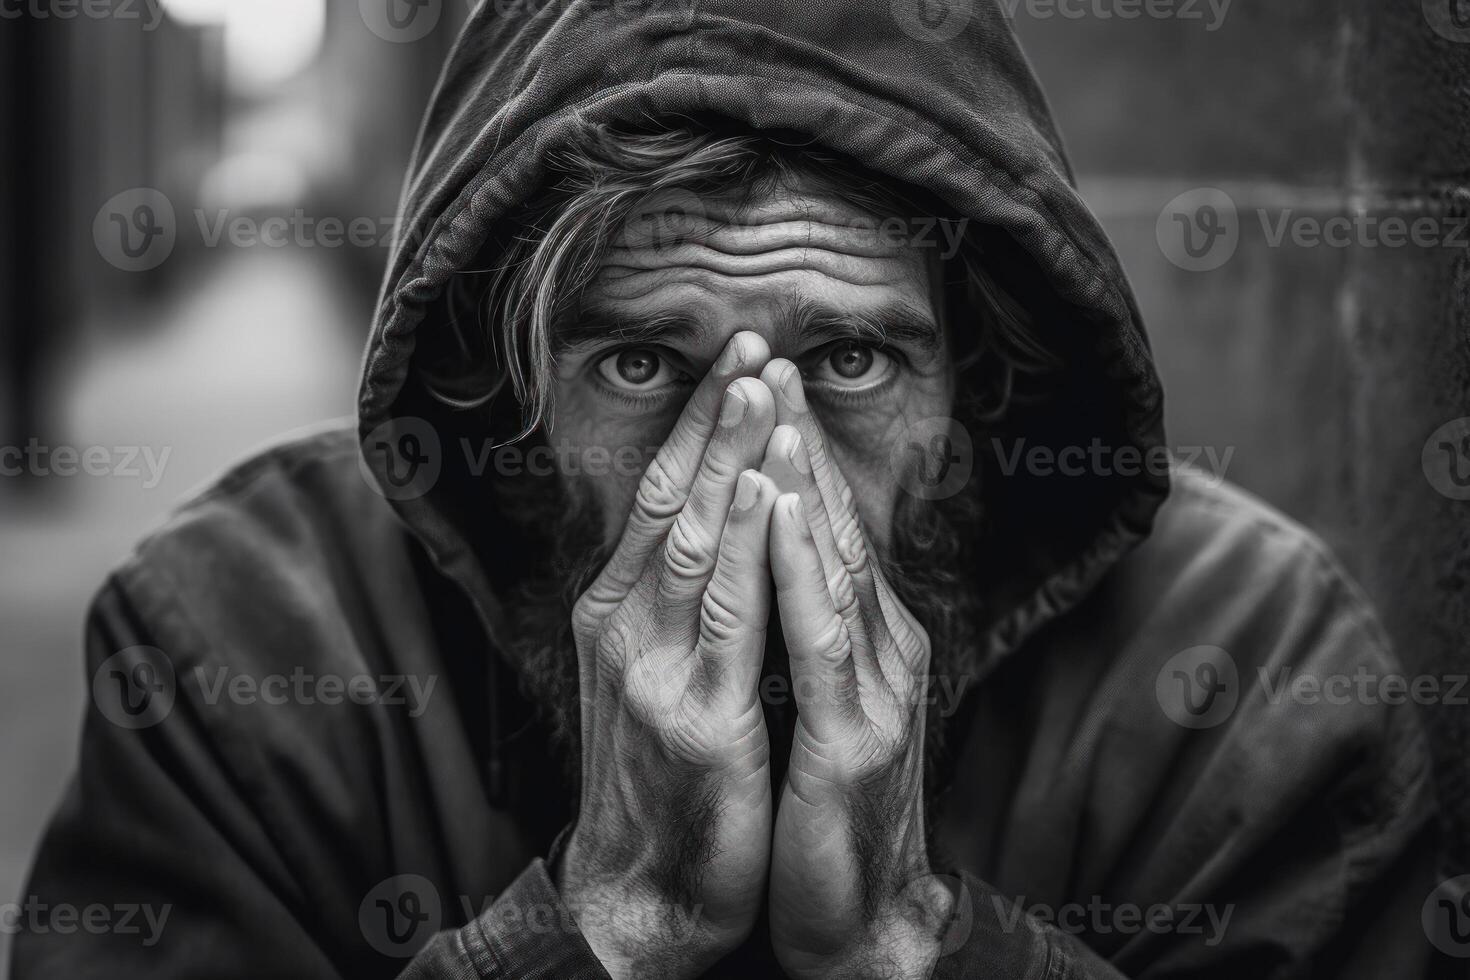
[1010,0,1470,879]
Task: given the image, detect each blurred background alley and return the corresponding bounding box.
[0,3,1466,973]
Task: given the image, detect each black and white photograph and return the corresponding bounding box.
[1,0,1468,976]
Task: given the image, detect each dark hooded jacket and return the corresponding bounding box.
[14,1,1438,977]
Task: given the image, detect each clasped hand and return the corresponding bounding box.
[560,332,954,979]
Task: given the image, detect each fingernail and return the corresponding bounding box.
[733,471,759,512]
[777,363,806,412]
[785,495,812,538]
[785,431,811,474]
[720,384,748,428]
[715,337,746,376]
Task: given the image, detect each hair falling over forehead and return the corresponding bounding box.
[421,117,1060,439]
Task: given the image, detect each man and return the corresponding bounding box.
[15,1,1439,978]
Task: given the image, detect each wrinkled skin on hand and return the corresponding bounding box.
[554,179,956,978]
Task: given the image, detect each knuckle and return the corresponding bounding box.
[633,457,684,522]
[829,570,860,623]
[837,480,856,514]
[696,447,741,483]
[699,588,751,647]
[594,614,638,665]
[663,518,718,580]
[833,518,869,572]
[811,617,853,665]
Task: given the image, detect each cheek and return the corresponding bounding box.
[551,380,682,549]
[815,378,953,552]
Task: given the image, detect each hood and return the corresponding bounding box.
[358,0,1169,683]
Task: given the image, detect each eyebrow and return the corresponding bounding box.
[555,297,942,357]
[554,310,705,355]
[785,296,943,356]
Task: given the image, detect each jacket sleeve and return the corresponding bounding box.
[399,860,609,980]
[10,579,611,980]
[928,681,1439,978]
[930,787,1437,980]
[928,874,1127,979]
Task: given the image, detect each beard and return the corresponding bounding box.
[492,444,987,819]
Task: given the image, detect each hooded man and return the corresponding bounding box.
[14,1,1440,978]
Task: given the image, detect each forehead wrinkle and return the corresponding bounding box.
[597,249,902,288]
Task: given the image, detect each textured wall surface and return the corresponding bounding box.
[1011,0,1470,876]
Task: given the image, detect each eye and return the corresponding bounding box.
[809,342,891,388]
[595,347,680,392]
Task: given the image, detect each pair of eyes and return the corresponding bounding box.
[595,342,892,394]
